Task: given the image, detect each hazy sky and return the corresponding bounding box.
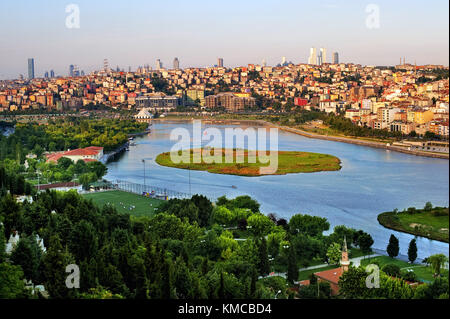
[0,0,448,79]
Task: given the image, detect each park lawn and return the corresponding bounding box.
[82,190,163,217]
[402,265,449,283]
[360,256,449,283]
[155,149,341,177]
[378,207,449,243]
[349,247,374,258]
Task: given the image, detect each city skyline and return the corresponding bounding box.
[0,0,449,80]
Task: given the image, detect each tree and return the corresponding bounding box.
[42,235,76,298]
[426,254,449,277]
[326,243,341,265]
[191,195,213,227]
[0,225,6,263]
[257,238,270,276]
[289,214,329,237]
[0,262,28,298]
[424,202,433,211]
[10,236,41,282]
[211,206,234,226]
[286,243,298,284]
[69,220,98,261]
[357,232,374,256]
[407,239,417,263]
[338,266,368,298]
[247,214,273,238]
[57,157,74,170]
[386,234,399,258]
[382,264,401,277]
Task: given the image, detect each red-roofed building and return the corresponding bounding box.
[46,146,104,163]
[313,237,350,296]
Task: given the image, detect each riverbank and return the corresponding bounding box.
[378,207,449,243]
[155,117,449,159]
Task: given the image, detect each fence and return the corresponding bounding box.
[112,179,191,200]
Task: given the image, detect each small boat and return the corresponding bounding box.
[231,185,237,189]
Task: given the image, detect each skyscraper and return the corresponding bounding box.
[333,52,339,64]
[50,70,55,78]
[317,51,323,65]
[69,64,75,77]
[173,57,180,69]
[27,58,35,80]
[308,48,317,65]
[44,71,49,78]
[156,59,163,70]
[218,58,224,68]
[320,48,327,64]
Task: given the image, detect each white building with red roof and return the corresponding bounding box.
[46,146,104,163]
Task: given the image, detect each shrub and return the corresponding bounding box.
[401,271,418,282]
[382,264,401,277]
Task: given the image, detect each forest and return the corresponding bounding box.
[1,188,447,299]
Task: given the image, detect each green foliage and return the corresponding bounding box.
[338,266,370,298]
[257,237,270,276]
[0,262,29,298]
[0,224,6,263]
[387,234,399,258]
[408,239,418,263]
[382,264,401,277]
[326,242,341,265]
[426,254,449,277]
[287,243,298,283]
[289,214,330,237]
[10,236,43,282]
[247,213,274,238]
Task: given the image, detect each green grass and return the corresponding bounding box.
[349,248,374,258]
[155,148,341,177]
[378,207,449,243]
[82,190,163,217]
[360,256,449,283]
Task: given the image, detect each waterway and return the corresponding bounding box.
[105,121,449,260]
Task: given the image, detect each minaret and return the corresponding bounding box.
[340,236,350,272]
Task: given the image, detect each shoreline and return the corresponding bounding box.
[377,210,449,243]
[154,117,449,160]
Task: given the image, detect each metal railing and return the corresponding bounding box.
[112,179,191,200]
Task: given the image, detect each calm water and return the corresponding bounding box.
[105,121,449,260]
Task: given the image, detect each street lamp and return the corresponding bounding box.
[142,159,146,189]
[142,158,152,192]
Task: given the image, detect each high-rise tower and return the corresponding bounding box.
[27,58,35,80]
[173,57,180,70]
[320,48,327,64]
[308,48,317,65]
[333,52,339,64]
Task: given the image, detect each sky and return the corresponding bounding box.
[0,0,448,79]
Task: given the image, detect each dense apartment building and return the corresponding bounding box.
[205,93,256,112]
[0,60,448,136]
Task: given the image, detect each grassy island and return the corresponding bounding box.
[377,205,449,243]
[155,149,341,177]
